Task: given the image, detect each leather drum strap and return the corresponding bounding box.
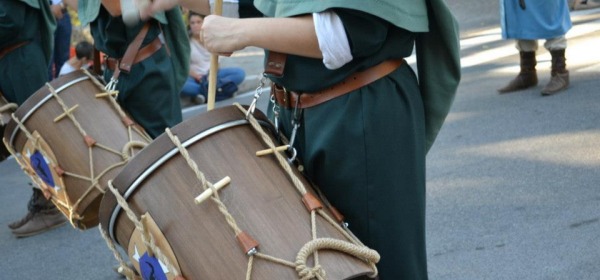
[111,22,151,81]
[0,41,29,60]
[264,51,287,77]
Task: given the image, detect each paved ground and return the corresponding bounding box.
[1,3,599,279]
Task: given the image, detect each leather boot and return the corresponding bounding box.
[542,49,569,96]
[8,211,35,230]
[11,207,67,238]
[9,188,66,236]
[8,188,49,229]
[498,51,538,93]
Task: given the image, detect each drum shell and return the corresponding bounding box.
[99,106,373,279]
[3,70,150,229]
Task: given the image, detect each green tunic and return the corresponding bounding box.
[250,1,460,279]
[0,0,55,105]
[78,1,190,138]
[0,0,56,210]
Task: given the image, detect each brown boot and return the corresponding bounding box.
[8,187,48,229]
[8,211,36,230]
[498,51,538,93]
[11,208,68,238]
[542,49,569,96]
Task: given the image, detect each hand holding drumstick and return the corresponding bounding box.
[144,0,322,58]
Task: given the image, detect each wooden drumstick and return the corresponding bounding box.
[206,0,223,111]
[194,176,231,204]
[256,145,289,156]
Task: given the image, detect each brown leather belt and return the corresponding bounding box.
[272,58,404,109]
[0,41,29,60]
[104,36,163,72]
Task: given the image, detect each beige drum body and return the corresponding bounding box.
[99,106,378,280]
[3,70,151,229]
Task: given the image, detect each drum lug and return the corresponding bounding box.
[236,231,260,256]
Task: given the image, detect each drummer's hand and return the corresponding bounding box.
[141,0,180,19]
[202,15,246,55]
[51,4,64,19]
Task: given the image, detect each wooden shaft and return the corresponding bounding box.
[206,0,224,111]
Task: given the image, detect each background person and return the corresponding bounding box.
[181,12,245,104]
[498,0,572,95]
[48,0,73,79]
[58,40,94,76]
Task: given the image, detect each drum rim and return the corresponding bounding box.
[106,118,248,241]
[3,71,92,146]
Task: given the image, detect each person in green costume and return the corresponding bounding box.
[77,0,190,138]
[1,0,73,238]
[147,0,460,278]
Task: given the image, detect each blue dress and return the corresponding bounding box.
[500,0,572,39]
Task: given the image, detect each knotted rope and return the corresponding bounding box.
[0,102,17,117]
[99,225,140,280]
[165,128,244,236]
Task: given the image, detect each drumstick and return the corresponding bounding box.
[206,0,224,111]
[194,176,231,204]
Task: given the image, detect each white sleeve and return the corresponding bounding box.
[313,10,353,70]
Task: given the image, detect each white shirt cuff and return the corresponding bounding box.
[313,10,353,70]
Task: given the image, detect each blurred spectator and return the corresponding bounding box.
[498,0,572,96]
[58,41,93,76]
[180,12,245,104]
[48,0,72,79]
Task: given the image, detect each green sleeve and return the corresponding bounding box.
[415,0,461,152]
[163,7,190,92]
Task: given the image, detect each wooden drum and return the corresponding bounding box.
[3,70,151,229]
[99,105,379,280]
[0,92,17,161]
